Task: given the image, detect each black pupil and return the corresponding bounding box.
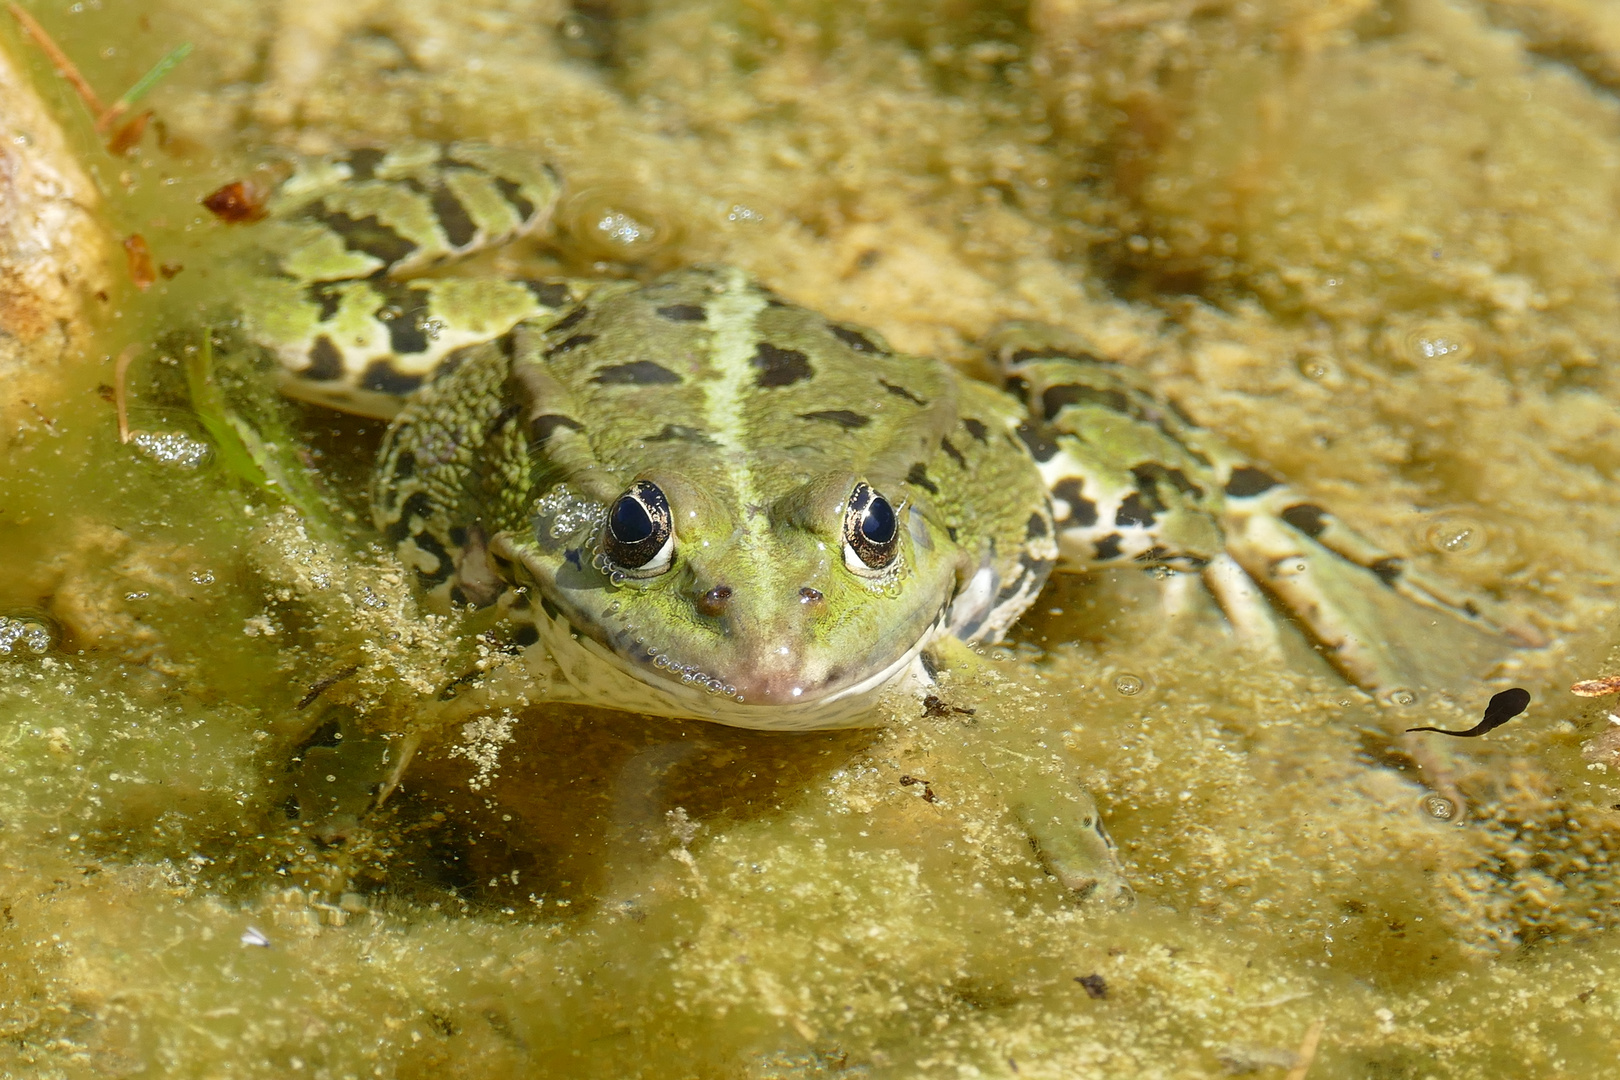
[610,495,654,544]
[861,496,896,544]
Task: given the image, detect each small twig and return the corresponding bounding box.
[7,3,106,115]
[296,665,360,710]
[20,399,57,434]
[1572,675,1620,698]
[113,343,140,443]
[95,41,192,132]
[1283,1017,1326,1080]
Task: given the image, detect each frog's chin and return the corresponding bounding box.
[536,607,950,732]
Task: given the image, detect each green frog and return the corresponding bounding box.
[224,142,1533,903]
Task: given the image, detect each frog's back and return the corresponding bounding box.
[524,268,956,488]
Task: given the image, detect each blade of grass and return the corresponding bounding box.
[183,329,340,539]
[96,41,191,132]
[184,327,275,491]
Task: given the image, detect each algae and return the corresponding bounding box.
[2,0,1620,1076]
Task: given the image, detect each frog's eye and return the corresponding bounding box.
[843,482,899,573]
[603,480,674,576]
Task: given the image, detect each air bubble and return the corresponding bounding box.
[1113,673,1146,697]
[1399,323,1475,365]
[1297,355,1338,382]
[1386,688,1418,707]
[1421,794,1457,821]
[1425,516,1484,556]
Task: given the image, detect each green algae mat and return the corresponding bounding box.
[3,1,1620,1076]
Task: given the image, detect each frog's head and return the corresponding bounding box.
[507,464,962,726]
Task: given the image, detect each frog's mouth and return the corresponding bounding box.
[532,592,952,731]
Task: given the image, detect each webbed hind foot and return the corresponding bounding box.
[985,321,1542,694]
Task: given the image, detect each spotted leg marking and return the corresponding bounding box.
[986,322,1537,692]
[235,141,576,419]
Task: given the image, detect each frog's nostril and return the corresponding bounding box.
[799,587,823,604]
[697,585,732,617]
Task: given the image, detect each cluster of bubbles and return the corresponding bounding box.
[1400,324,1475,364]
[532,484,603,541]
[0,613,55,657]
[1425,515,1485,556]
[557,185,678,264]
[647,649,739,700]
[129,430,211,469]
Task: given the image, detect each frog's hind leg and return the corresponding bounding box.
[235,142,588,419]
[987,322,1539,687]
[986,324,1280,653]
[988,323,1536,815]
[1215,471,1546,684]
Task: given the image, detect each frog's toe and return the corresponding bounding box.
[1009,782,1135,910]
[1220,508,1523,694]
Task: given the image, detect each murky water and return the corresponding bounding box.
[3,2,1619,1076]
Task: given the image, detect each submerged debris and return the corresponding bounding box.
[1571,674,1620,697]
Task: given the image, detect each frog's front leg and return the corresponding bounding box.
[919,637,1134,909]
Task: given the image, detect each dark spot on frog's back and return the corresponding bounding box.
[829,324,885,354]
[1008,345,1108,366]
[800,410,870,430]
[430,185,479,248]
[940,435,966,467]
[341,147,386,181]
[591,360,682,385]
[880,379,927,406]
[905,463,938,495]
[1042,383,1131,421]
[547,306,589,335]
[304,336,344,381]
[305,281,343,321]
[492,175,537,222]
[1370,557,1403,584]
[655,303,706,322]
[751,342,812,388]
[1224,466,1280,498]
[1015,421,1058,463]
[547,333,597,358]
[521,279,574,307]
[1280,503,1329,539]
[962,417,989,444]
[311,207,418,267]
[1026,513,1048,540]
[361,361,424,396]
